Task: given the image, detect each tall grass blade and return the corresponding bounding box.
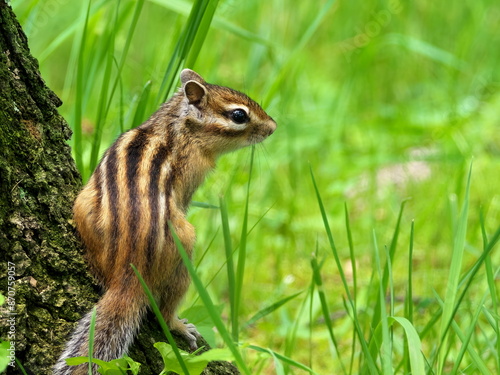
[281,282,307,370]
[73,0,92,176]
[89,1,128,173]
[405,221,415,324]
[156,0,220,105]
[433,293,490,375]
[310,167,378,374]
[480,209,500,373]
[185,0,218,68]
[310,253,347,374]
[403,221,415,374]
[372,231,392,375]
[390,317,425,375]
[37,0,108,62]
[368,316,425,375]
[427,222,500,370]
[87,307,97,375]
[437,164,472,375]
[248,345,319,375]
[219,196,237,341]
[150,0,274,46]
[450,294,488,375]
[105,0,145,120]
[370,199,408,332]
[168,223,250,375]
[244,292,303,328]
[344,203,357,302]
[130,80,153,130]
[233,146,255,342]
[344,205,357,375]
[309,167,352,302]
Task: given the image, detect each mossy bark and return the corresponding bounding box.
[0,2,238,374]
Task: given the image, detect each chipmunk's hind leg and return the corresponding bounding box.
[159,263,200,351]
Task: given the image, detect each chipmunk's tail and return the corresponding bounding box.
[53,288,146,375]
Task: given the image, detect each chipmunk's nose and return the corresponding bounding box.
[267,119,277,135]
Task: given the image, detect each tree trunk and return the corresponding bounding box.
[0,2,238,374]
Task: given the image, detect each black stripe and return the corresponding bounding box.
[206,124,246,137]
[147,143,170,264]
[93,163,103,219]
[105,143,120,269]
[126,128,149,243]
[124,128,151,279]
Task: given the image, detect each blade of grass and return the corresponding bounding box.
[89,1,123,173]
[130,264,190,375]
[248,345,319,375]
[233,146,255,343]
[105,0,145,123]
[168,222,250,375]
[150,0,274,47]
[480,209,500,373]
[403,220,415,375]
[184,0,218,68]
[370,199,408,332]
[390,317,425,375]
[219,196,237,342]
[310,167,378,374]
[37,0,108,62]
[344,203,357,302]
[73,0,92,176]
[450,293,488,375]
[368,316,425,375]
[310,252,347,374]
[429,211,500,372]
[243,291,303,328]
[156,0,220,105]
[88,307,97,375]
[344,204,357,375]
[437,163,472,375]
[405,221,415,324]
[283,280,314,372]
[14,358,28,375]
[308,271,314,371]
[130,80,152,130]
[434,293,490,375]
[372,231,392,375]
[425,220,500,369]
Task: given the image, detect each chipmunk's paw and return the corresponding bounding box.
[171,317,200,351]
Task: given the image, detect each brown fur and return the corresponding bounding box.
[54,69,276,374]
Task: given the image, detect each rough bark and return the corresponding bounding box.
[0,2,238,374]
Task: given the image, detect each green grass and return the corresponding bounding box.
[11,0,500,373]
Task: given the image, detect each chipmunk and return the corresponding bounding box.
[53,69,276,375]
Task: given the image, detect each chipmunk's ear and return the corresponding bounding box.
[180,69,205,85]
[181,69,207,106]
[183,80,207,106]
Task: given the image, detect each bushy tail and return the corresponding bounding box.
[53,290,145,375]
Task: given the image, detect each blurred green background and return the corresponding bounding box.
[11,0,500,373]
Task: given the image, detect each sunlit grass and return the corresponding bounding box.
[12,0,500,373]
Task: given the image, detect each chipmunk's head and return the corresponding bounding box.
[179,69,276,155]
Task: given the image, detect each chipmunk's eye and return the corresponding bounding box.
[229,108,249,124]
